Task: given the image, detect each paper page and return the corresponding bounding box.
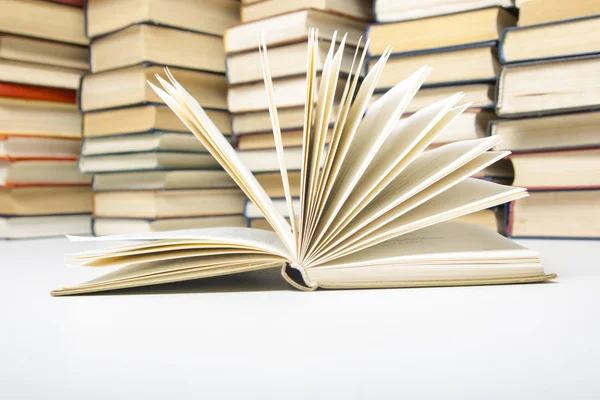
[310,179,527,266]
[66,227,292,260]
[313,150,510,260]
[308,96,466,256]
[148,72,297,260]
[258,34,297,237]
[307,66,431,255]
[301,37,366,256]
[298,44,389,260]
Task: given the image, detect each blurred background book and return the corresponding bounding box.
[1,0,91,239]
[1,0,598,239]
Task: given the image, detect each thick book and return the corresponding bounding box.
[0,0,87,45]
[0,186,92,216]
[228,74,346,113]
[0,97,81,139]
[374,0,513,23]
[237,128,332,150]
[227,40,361,85]
[80,65,228,112]
[373,83,495,113]
[81,132,234,156]
[516,0,600,27]
[93,189,246,218]
[507,190,599,239]
[78,151,222,173]
[90,24,226,74]
[367,7,515,57]
[0,214,91,239]
[83,105,231,137]
[241,0,374,23]
[0,160,90,186]
[370,42,499,90]
[93,215,248,236]
[255,171,302,198]
[92,170,236,191]
[0,135,81,160]
[232,106,338,135]
[499,16,600,64]
[0,82,76,104]
[509,148,600,190]
[0,59,85,90]
[53,31,553,295]
[496,55,600,117]
[224,9,367,54]
[85,0,240,39]
[0,34,88,70]
[490,111,600,152]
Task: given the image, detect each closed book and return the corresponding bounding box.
[0,0,87,45]
[416,110,494,146]
[0,34,88,70]
[81,132,233,156]
[496,55,600,117]
[0,136,81,161]
[0,215,91,239]
[367,7,515,57]
[499,16,600,64]
[490,110,600,152]
[78,151,222,174]
[0,186,92,216]
[507,190,600,239]
[90,24,226,74]
[93,188,246,218]
[0,97,81,139]
[86,0,239,39]
[232,106,337,135]
[0,160,90,187]
[241,0,373,23]
[80,64,228,112]
[0,82,76,104]
[375,0,513,23]
[255,171,301,198]
[93,215,248,236]
[92,170,236,191]
[224,9,367,54]
[517,0,600,27]
[373,83,495,112]
[370,43,499,90]
[83,105,231,137]
[228,74,345,113]
[509,148,600,190]
[238,147,304,172]
[226,40,360,85]
[0,59,85,90]
[237,128,332,150]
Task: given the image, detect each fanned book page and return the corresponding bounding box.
[52,30,555,296]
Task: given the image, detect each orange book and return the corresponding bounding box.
[0,82,76,104]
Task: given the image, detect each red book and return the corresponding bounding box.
[44,0,84,7]
[0,82,77,104]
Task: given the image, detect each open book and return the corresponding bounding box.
[52,30,555,296]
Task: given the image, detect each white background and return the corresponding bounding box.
[1,237,599,399]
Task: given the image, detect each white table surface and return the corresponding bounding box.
[1,237,599,399]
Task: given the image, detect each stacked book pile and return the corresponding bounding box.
[1,0,92,239]
[494,0,600,239]
[226,0,374,229]
[367,0,518,233]
[79,0,248,236]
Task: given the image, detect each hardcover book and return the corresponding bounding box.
[53,31,554,296]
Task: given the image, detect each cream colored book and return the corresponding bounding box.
[53,31,554,296]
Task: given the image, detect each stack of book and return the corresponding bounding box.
[1,0,92,239]
[493,0,600,239]
[226,0,373,228]
[367,1,518,233]
[79,0,248,236]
